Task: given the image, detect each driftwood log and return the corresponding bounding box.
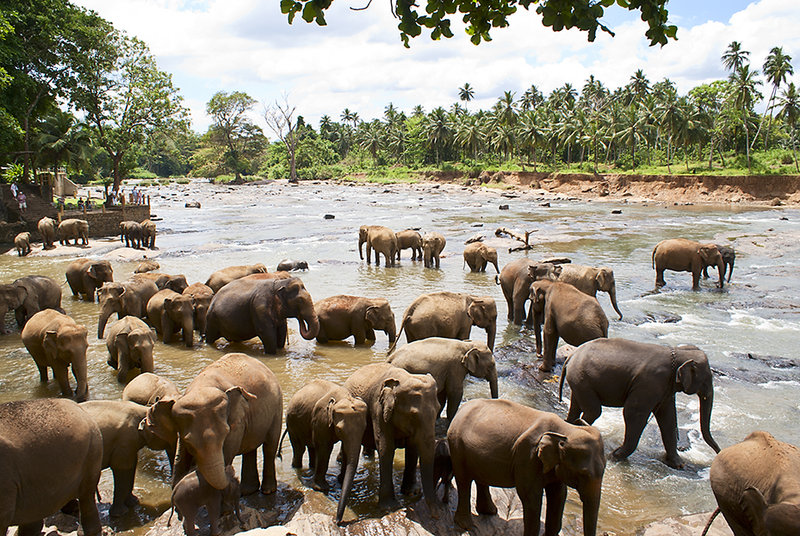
[495,227,535,252]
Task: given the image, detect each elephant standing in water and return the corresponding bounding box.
[497,259,563,325]
[66,258,114,302]
[560,338,721,468]
[359,225,397,267]
[205,263,268,293]
[122,372,180,406]
[422,232,446,268]
[0,275,63,334]
[396,229,422,261]
[97,279,159,338]
[314,295,396,345]
[183,282,214,336]
[105,316,156,383]
[556,264,623,319]
[702,244,735,283]
[463,242,499,273]
[652,238,724,290]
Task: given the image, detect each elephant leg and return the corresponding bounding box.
[117,351,130,384]
[692,268,701,290]
[276,321,288,350]
[516,483,543,536]
[569,390,602,425]
[435,255,440,269]
[37,363,49,382]
[240,450,260,495]
[289,433,305,468]
[257,326,279,355]
[315,325,329,343]
[475,483,497,515]
[401,445,419,495]
[207,496,222,536]
[53,363,73,397]
[446,388,464,422]
[312,444,333,491]
[540,324,559,372]
[78,484,102,536]
[107,345,119,370]
[182,511,198,536]
[543,482,567,536]
[364,327,376,341]
[261,428,280,495]
[453,473,474,530]
[655,268,666,288]
[15,307,27,329]
[376,439,398,507]
[653,398,682,469]
[19,520,45,536]
[110,467,137,516]
[352,326,367,345]
[612,403,650,461]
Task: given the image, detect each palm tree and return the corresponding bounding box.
[629,70,651,105]
[615,105,647,170]
[774,83,800,171]
[340,108,354,125]
[721,41,750,73]
[454,114,485,161]
[516,110,545,170]
[519,85,543,111]
[357,121,383,163]
[759,47,794,149]
[729,64,763,172]
[458,83,475,102]
[35,110,94,191]
[656,95,688,173]
[423,107,452,163]
[494,91,517,126]
[411,105,425,117]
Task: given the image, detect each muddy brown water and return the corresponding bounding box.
[1,179,799,535]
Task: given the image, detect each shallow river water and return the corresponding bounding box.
[1,179,800,535]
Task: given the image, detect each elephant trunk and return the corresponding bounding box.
[336,444,361,524]
[358,237,365,260]
[578,477,603,536]
[198,455,230,491]
[72,354,89,402]
[609,285,623,320]
[490,259,499,274]
[716,260,725,289]
[182,317,194,347]
[485,324,496,352]
[298,310,320,340]
[726,257,734,283]
[386,320,397,344]
[487,367,498,399]
[97,303,114,338]
[699,389,720,453]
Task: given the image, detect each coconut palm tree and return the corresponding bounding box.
[35,109,94,177]
[494,91,517,126]
[721,41,750,73]
[774,82,800,172]
[458,83,475,102]
[759,47,794,149]
[629,69,651,105]
[424,107,452,163]
[729,64,763,172]
[516,110,545,171]
[411,105,425,117]
[357,121,383,163]
[656,94,688,173]
[519,84,543,111]
[454,114,485,161]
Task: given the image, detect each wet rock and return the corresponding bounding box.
[611,209,622,214]
[499,204,509,210]
[540,202,550,207]
[185,201,201,208]
[731,352,800,369]
[641,512,730,535]
[464,234,484,244]
[629,312,682,326]
[323,214,335,219]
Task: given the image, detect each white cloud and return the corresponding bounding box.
[74,0,800,133]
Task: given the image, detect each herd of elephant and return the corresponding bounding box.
[0,223,795,536]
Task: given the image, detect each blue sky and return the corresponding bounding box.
[73,0,800,133]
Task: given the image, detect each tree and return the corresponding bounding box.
[264,95,300,182]
[458,83,475,103]
[759,47,793,149]
[774,83,800,172]
[282,0,677,47]
[721,41,749,74]
[206,91,257,183]
[729,64,762,172]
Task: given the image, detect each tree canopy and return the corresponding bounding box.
[281,0,677,47]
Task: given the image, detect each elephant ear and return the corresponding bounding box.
[676,360,698,394]
[596,269,611,291]
[365,306,380,328]
[14,284,27,306]
[698,245,719,264]
[148,397,176,432]
[225,386,257,426]
[461,348,481,376]
[537,432,567,474]
[115,331,129,348]
[466,299,487,326]
[43,330,59,358]
[740,487,769,536]
[379,378,399,424]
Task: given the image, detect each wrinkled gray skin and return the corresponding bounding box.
[0,275,63,334]
[556,264,623,320]
[97,278,159,339]
[652,238,724,290]
[448,399,606,536]
[359,225,397,267]
[105,316,156,383]
[388,337,498,422]
[205,263,268,293]
[37,216,57,249]
[276,259,309,271]
[183,282,214,336]
[141,219,157,249]
[433,439,453,503]
[120,220,143,249]
[170,466,242,536]
[396,229,422,261]
[131,272,189,293]
[0,398,102,536]
[15,232,31,256]
[344,363,440,513]
[66,258,114,302]
[702,244,735,283]
[58,218,89,246]
[134,259,160,273]
[80,400,175,516]
[122,372,180,406]
[463,242,499,273]
[285,379,368,524]
[422,232,446,269]
[497,259,563,325]
[314,295,396,345]
[146,289,195,347]
[561,338,720,469]
[707,431,800,536]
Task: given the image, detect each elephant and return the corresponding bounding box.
[80,400,174,516]
[560,338,721,468]
[447,398,606,536]
[528,280,609,372]
[144,353,283,495]
[122,372,180,406]
[276,259,309,271]
[0,275,62,334]
[652,238,724,290]
[497,259,564,325]
[284,379,368,524]
[141,219,157,249]
[396,229,422,261]
[344,363,440,511]
[183,282,214,335]
[134,258,160,273]
[393,291,497,352]
[58,218,89,246]
[146,289,195,347]
[702,244,735,283]
[37,216,57,249]
[556,264,623,320]
[97,278,159,338]
[704,431,800,536]
[387,337,498,422]
[131,272,189,293]
[169,466,242,536]
[463,242,499,273]
[314,294,396,345]
[422,231,446,269]
[105,316,156,383]
[205,277,320,354]
[359,225,397,267]
[0,398,103,536]
[66,258,114,302]
[21,309,89,401]
[205,263,268,293]
[433,439,453,503]
[120,220,143,249]
[14,231,31,256]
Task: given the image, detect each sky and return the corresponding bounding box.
[72,0,800,134]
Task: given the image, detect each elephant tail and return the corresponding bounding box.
[278,427,288,460]
[652,245,657,269]
[700,507,720,536]
[495,274,501,285]
[388,316,407,355]
[558,356,570,402]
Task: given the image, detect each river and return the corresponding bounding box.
[1,179,799,535]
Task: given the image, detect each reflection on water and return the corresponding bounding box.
[1,180,799,535]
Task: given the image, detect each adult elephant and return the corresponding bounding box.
[144,353,282,495]
[463,242,499,273]
[58,218,89,246]
[359,225,397,267]
[704,431,800,536]
[205,263,268,293]
[344,363,439,511]
[105,316,156,383]
[284,379,368,524]
[422,232,446,269]
[97,278,159,338]
[21,309,89,401]
[396,229,422,261]
[37,216,57,249]
[0,275,62,334]
[122,372,180,406]
[497,259,563,325]
[131,272,189,293]
[205,277,319,354]
[80,400,174,516]
[0,398,102,536]
[560,338,720,468]
[314,295,396,345]
[556,264,623,320]
[387,337,498,422]
[146,289,195,347]
[529,280,609,372]
[66,258,114,302]
[119,220,143,249]
[141,219,157,249]
[652,238,724,290]
[242,271,291,281]
[393,291,497,352]
[183,283,214,335]
[702,244,735,283]
[447,398,606,536]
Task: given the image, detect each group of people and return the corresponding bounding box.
[9,182,26,213]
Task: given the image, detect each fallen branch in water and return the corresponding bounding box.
[496,227,535,251]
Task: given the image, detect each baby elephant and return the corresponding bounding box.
[14,232,31,256]
[105,316,156,383]
[276,259,309,271]
[170,466,242,536]
[433,438,453,503]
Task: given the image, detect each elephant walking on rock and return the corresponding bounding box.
[58,218,89,246]
[560,338,721,468]
[314,295,396,345]
[37,216,57,249]
[652,238,724,290]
